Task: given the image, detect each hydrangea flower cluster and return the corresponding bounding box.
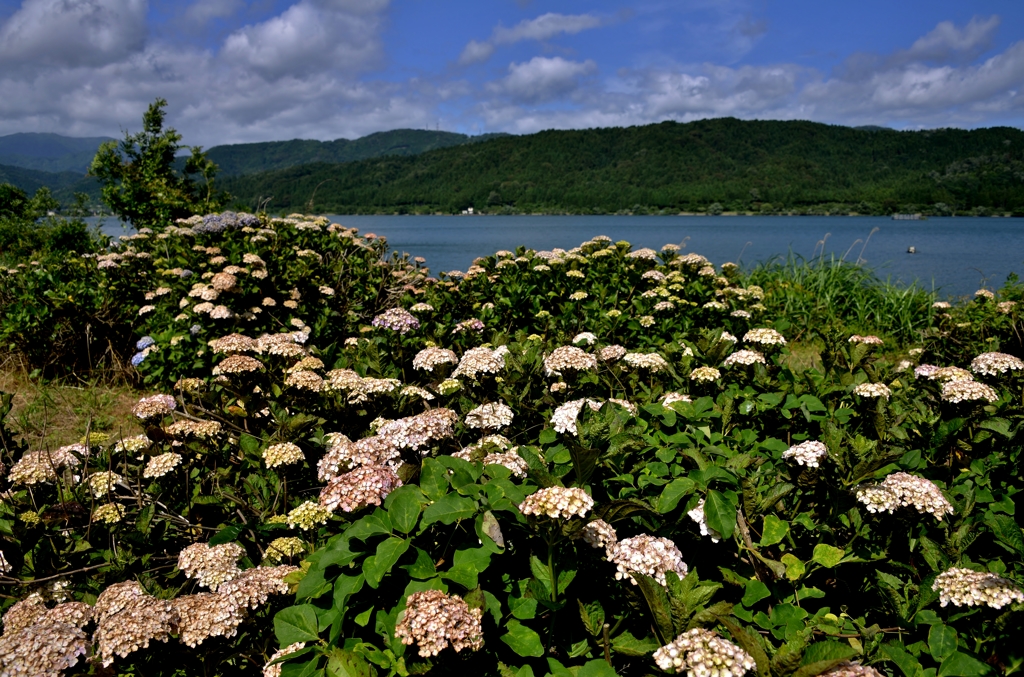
[481,452,529,478]
[853,383,891,400]
[743,328,786,346]
[550,398,603,436]
[544,346,598,376]
[932,568,1024,609]
[286,501,332,530]
[581,519,618,549]
[319,465,402,513]
[607,535,688,586]
[782,440,829,468]
[132,394,176,420]
[856,472,953,521]
[519,487,594,519]
[723,349,766,367]
[653,629,756,677]
[371,308,420,334]
[452,346,507,379]
[941,380,999,403]
[412,347,458,371]
[264,642,307,677]
[395,590,484,657]
[263,443,305,468]
[970,352,1024,376]
[178,542,245,591]
[598,345,627,362]
[848,335,884,345]
[144,452,182,479]
[622,352,669,372]
[690,367,721,383]
[465,402,515,430]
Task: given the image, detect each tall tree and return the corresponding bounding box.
[89,98,225,226]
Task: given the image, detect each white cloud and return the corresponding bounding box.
[183,0,244,27]
[898,15,1000,63]
[459,12,603,65]
[0,0,147,70]
[491,57,597,104]
[222,0,387,80]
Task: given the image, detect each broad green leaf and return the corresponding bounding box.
[501,620,545,657]
[882,642,923,677]
[929,625,959,662]
[208,524,244,546]
[760,515,789,546]
[362,537,411,588]
[539,428,557,445]
[658,478,696,513]
[611,630,660,656]
[511,595,538,620]
[801,641,857,665]
[275,605,321,645]
[938,652,991,677]
[239,433,260,456]
[704,490,737,539]
[421,493,477,527]
[984,514,1024,555]
[742,580,771,607]
[578,659,619,677]
[385,485,425,534]
[419,458,449,501]
[400,548,436,580]
[325,648,375,677]
[812,544,845,568]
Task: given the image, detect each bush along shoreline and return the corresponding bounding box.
[0,212,1023,676]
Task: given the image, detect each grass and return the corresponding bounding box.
[744,252,938,344]
[0,354,142,451]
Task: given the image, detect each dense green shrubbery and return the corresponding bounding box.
[1,213,1024,677]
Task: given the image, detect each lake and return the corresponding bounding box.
[93,214,1024,299]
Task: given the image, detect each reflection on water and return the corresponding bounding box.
[89,215,1024,299]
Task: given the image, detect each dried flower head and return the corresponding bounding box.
[452,346,508,380]
[743,328,787,346]
[372,308,420,334]
[287,501,332,530]
[0,619,89,675]
[622,352,669,372]
[208,334,258,354]
[481,451,529,478]
[413,347,459,372]
[581,519,617,549]
[941,380,999,403]
[544,346,598,376]
[164,419,222,439]
[849,335,884,345]
[723,349,766,367]
[319,465,402,513]
[599,345,627,362]
[519,487,593,520]
[213,355,265,375]
[853,383,891,400]
[395,590,484,657]
[178,542,245,590]
[465,402,515,430]
[172,592,245,648]
[133,394,176,419]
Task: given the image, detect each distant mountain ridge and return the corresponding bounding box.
[0,133,116,173]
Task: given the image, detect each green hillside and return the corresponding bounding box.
[0,163,98,203]
[0,132,114,173]
[220,118,1024,215]
[204,129,508,176]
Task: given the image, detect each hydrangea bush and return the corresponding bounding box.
[0,215,1023,676]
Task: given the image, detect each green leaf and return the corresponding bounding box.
[511,595,538,620]
[658,478,696,513]
[362,537,411,589]
[882,642,923,677]
[325,648,375,677]
[385,485,425,534]
[984,514,1024,555]
[759,515,789,546]
[929,625,959,662]
[419,458,449,501]
[812,544,845,568]
[578,600,605,636]
[275,605,321,645]
[716,615,771,677]
[802,641,857,665]
[539,428,557,445]
[634,574,675,644]
[704,490,737,539]
[611,630,660,656]
[501,620,545,657]
[208,524,244,546]
[443,547,492,589]
[421,493,477,527]
[938,652,991,677]
[577,659,619,677]
[742,580,771,607]
[400,548,436,580]
[239,433,261,456]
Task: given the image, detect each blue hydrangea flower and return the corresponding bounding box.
[130,352,147,367]
[180,269,194,279]
[136,336,155,351]
[190,324,202,335]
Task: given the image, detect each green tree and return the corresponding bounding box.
[89,98,226,227]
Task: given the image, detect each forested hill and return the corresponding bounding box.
[204,130,508,176]
[220,118,1024,215]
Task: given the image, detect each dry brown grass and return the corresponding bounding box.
[0,354,143,451]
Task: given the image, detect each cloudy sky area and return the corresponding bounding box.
[0,0,1022,146]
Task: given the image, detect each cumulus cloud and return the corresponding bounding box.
[459,12,603,65]
[0,0,147,70]
[490,57,597,104]
[183,0,244,27]
[222,0,388,80]
[898,15,1000,64]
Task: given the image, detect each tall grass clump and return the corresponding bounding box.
[745,252,937,343]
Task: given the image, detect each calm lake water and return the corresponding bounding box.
[94,215,1024,299]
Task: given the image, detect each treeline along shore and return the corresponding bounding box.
[220,118,1024,216]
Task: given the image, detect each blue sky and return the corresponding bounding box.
[0,0,1021,146]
